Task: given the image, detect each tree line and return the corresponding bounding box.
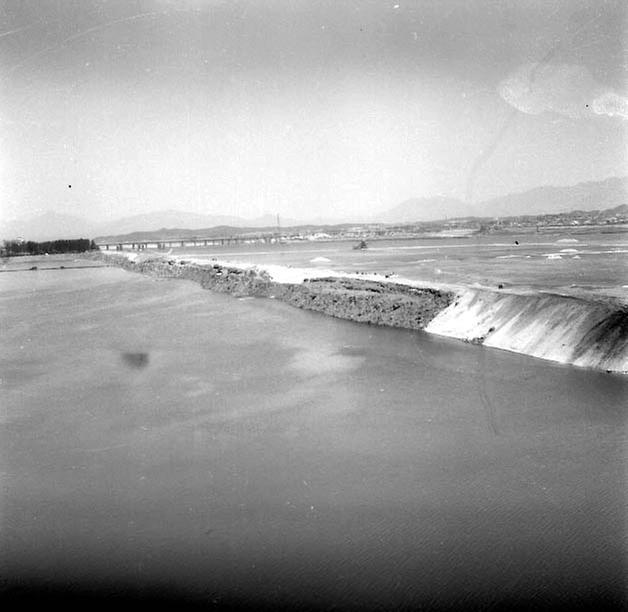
[1,239,98,256]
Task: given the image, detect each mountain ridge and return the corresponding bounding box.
[2,176,626,240]
[377,176,628,224]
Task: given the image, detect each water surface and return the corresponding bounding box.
[1,260,626,609]
[174,232,628,301]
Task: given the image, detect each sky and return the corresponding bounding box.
[1,0,626,223]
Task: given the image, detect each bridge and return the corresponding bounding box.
[96,233,279,251]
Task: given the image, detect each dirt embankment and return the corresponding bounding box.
[84,252,455,330]
[280,278,453,329]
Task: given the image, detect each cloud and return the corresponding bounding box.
[498,62,627,120]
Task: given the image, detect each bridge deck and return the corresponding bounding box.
[96,234,279,250]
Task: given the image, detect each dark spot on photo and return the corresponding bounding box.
[121,352,149,369]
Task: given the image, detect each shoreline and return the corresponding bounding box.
[84,251,455,331]
[83,251,628,374]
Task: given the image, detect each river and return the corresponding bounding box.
[0,258,626,609]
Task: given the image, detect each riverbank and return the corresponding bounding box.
[84,251,628,373]
[84,251,455,331]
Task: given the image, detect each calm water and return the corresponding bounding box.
[1,259,626,609]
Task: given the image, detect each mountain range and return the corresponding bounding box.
[0,210,303,242]
[2,176,626,241]
[380,176,628,223]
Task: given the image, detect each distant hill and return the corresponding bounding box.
[3,177,626,241]
[592,203,628,216]
[478,176,628,218]
[95,210,246,236]
[377,176,628,223]
[0,210,303,241]
[95,222,360,244]
[378,197,474,223]
[96,211,304,235]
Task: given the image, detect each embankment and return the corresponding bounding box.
[426,289,628,373]
[86,251,628,373]
[85,252,454,330]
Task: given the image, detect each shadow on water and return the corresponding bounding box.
[121,352,150,369]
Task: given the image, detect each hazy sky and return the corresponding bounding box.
[1,0,626,222]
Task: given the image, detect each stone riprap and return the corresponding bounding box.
[85,252,455,330]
